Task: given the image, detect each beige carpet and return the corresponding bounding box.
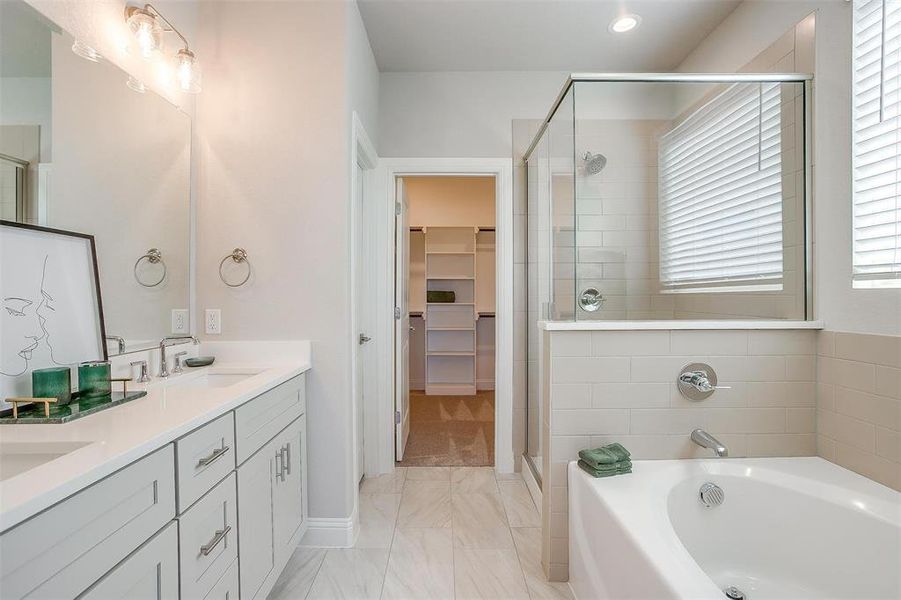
[397,390,495,467]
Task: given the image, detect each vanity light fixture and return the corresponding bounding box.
[124,3,201,93]
[125,5,161,59]
[175,48,201,94]
[71,40,102,62]
[609,13,641,33]
[126,76,147,94]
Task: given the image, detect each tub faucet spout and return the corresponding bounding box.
[691,429,728,457]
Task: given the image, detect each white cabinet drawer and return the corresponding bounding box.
[0,445,176,600]
[178,472,238,600]
[202,559,239,600]
[234,374,305,464]
[176,412,236,512]
[79,521,178,600]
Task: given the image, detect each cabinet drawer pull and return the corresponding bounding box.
[282,444,292,476]
[197,445,230,468]
[275,449,285,482]
[200,525,232,556]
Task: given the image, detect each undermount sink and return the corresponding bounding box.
[0,441,93,481]
[171,371,262,390]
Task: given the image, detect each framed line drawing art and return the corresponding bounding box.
[1,220,107,406]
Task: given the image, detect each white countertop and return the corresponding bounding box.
[0,359,310,533]
[539,320,824,331]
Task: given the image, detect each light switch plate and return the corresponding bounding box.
[205,309,221,335]
[171,309,189,334]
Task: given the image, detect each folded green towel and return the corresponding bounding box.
[578,460,632,478]
[427,290,456,303]
[585,460,631,472]
[579,443,631,469]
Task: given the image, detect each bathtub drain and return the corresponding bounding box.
[723,586,747,600]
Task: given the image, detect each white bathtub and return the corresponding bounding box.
[569,458,901,600]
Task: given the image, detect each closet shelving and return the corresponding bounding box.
[409,226,496,395]
[423,227,478,395]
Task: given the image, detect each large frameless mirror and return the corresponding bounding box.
[0,0,191,356]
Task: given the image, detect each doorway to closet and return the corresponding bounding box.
[397,175,496,467]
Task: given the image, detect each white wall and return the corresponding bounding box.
[379,71,566,158]
[195,0,379,527]
[677,1,900,335]
[405,176,496,227]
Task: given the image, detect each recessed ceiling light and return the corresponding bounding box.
[609,14,641,33]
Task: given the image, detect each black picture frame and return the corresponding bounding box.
[1,219,108,361]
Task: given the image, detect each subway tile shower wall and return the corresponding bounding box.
[817,331,901,492]
[540,328,818,581]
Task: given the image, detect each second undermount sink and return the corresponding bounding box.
[0,441,94,482]
[171,370,263,390]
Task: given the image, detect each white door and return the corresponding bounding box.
[236,443,275,600]
[353,161,368,482]
[394,178,411,461]
[272,417,305,555]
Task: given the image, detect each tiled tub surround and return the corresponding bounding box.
[816,331,901,491]
[540,328,818,581]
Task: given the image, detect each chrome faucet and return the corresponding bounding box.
[106,335,126,354]
[681,370,715,392]
[159,335,198,378]
[691,429,728,458]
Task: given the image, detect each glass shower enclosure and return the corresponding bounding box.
[522,74,812,484]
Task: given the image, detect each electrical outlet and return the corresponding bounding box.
[205,309,221,335]
[171,309,189,334]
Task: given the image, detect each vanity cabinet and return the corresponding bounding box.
[237,413,307,600]
[0,446,176,600]
[0,372,308,600]
[79,522,179,600]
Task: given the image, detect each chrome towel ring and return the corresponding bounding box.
[219,248,251,287]
[134,248,167,287]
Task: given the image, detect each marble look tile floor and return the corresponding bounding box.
[268,467,571,600]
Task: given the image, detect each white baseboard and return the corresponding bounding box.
[300,516,356,547]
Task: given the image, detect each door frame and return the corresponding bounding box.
[350,112,378,491]
[373,158,515,474]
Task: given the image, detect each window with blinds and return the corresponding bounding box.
[853,0,901,288]
[657,83,785,292]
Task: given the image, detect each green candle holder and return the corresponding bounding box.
[78,361,111,399]
[32,367,72,405]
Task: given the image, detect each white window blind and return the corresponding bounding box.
[853,0,901,287]
[657,83,784,292]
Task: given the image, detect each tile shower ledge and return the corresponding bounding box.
[0,359,311,532]
[539,320,824,331]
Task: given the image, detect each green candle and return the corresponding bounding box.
[32,367,72,405]
[78,361,111,399]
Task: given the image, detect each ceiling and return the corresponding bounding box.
[358,0,742,72]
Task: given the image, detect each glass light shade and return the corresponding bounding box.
[71,39,102,62]
[126,75,147,93]
[127,8,162,59]
[176,49,201,93]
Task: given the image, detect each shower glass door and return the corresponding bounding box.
[572,79,808,321]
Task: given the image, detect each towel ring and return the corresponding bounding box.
[219,248,251,287]
[134,248,167,287]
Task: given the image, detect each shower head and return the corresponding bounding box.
[583,152,607,175]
